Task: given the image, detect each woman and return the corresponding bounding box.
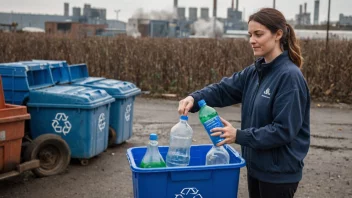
[178,8,310,198]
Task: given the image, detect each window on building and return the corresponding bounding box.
[57,23,72,32]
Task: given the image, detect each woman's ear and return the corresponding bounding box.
[275,29,283,41]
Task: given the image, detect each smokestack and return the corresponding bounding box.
[304,2,307,13]
[314,0,320,25]
[232,0,234,10]
[64,2,69,17]
[213,0,217,17]
[299,4,302,15]
[236,0,239,11]
[174,0,178,8]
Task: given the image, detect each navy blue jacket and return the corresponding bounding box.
[190,51,310,183]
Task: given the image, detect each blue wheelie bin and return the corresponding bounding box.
[33,61,142,145]
[0,62,115,168]
[27,85,115,165]
[68,63,141,145]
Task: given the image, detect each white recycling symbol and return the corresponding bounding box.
[98,113,106,131]
[125,103,132,122]
[52,113,72,136]
[175,188,203,198]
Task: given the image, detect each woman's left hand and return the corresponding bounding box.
[210,117,237,146]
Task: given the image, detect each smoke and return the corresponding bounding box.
[126,21,141,38]
[127,8,177,38]
[132,8,176,21]
[193,18,224,38]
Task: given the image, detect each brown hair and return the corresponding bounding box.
[249,8,303,68]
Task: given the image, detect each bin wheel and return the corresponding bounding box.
[108,127,117,147]
[24,134,71,177]
[80,159,89,166]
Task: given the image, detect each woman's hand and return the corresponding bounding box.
[211,117,237,146]
[178,96,194,115]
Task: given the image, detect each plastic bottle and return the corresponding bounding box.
[206,145,230,165]
[140,133,166,168]
[198,99,225,145]
[166,115,193,167]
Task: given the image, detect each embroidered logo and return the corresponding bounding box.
[262,88,271,99]
[264,88,271,96]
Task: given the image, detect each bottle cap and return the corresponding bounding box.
[198,99,206,107]
[150,133,158,141]
[180,115,188,121]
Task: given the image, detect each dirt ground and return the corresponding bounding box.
[0,97,351,198]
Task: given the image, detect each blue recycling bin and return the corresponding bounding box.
[68,64,141,145]
[127,144,246,198]
[0,62,54,105]
[27,86,115,159]
[72,78,141,144]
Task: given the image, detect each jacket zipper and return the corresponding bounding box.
[247,71,263,174]
[248,71,263,116]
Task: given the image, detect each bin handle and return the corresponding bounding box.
[0,114,30,124]
[170,171,212,181]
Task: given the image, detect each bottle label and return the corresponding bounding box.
[203,116,224,145]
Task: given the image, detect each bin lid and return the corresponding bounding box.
[27,86,115,109]
[0,62,55,90]
[73,78,141,99]
[32,60,68,67]
[68,64,89,82]
[31,60,71,84]
[0,62,51,71]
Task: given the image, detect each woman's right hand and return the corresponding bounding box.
[178,96,195,115]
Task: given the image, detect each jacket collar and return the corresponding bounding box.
[255,51,289,73]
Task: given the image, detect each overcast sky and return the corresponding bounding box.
[0,0,351,23]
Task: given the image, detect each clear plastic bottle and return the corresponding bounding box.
[206,145,230,165]
[140,133,166,168]
[166,115,193,167]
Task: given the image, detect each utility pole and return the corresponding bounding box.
[114,10,120,20]
[326,0,331,50]
[213,0,217,38]
[273,0,276,9]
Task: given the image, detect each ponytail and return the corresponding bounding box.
[249,8,304,68]
[285,24,303,68]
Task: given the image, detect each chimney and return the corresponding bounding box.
[299,4,302,15]
[213,0,217,17]
[314,0,320,25]
[64,2,69,17]
[236,0,239,11]
[232,0,234,10]
[174,0,178,8]
[304,2,307,13]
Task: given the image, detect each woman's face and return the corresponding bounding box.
[248,20,280,57]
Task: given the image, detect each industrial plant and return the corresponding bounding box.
[0,0,352,38]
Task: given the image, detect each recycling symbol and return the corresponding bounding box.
[52,113,72,136]
[125,103,132,122]
[175,188,203,198]
[98,113,106,131]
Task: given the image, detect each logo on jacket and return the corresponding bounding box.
[262,88,271,99]
[264,88,271,96]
